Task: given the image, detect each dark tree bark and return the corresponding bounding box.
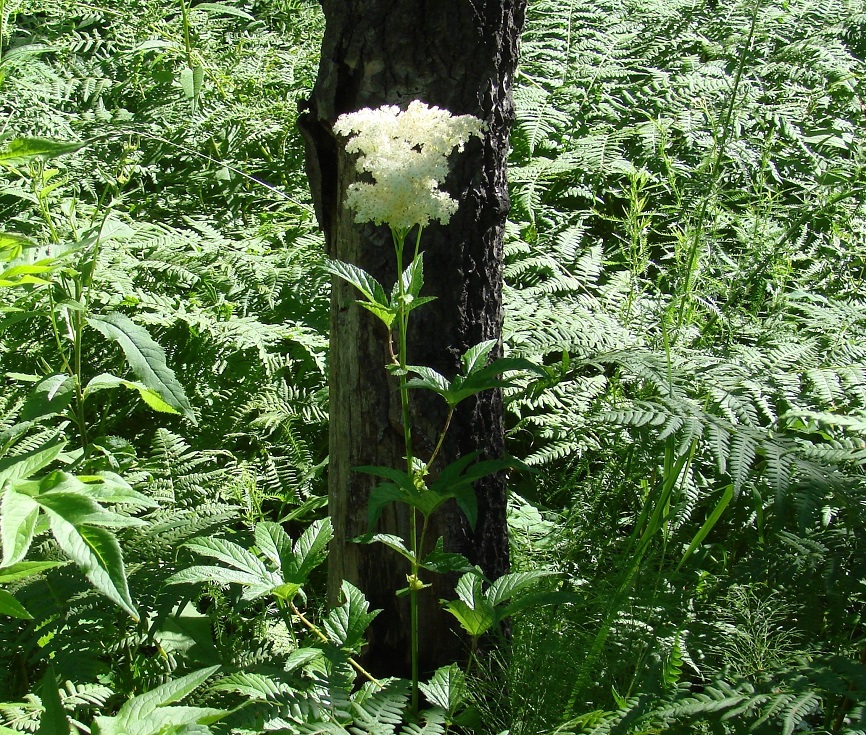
[299,0,527,678]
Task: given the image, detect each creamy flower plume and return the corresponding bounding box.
[333,101,485,231]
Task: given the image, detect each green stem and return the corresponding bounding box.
[391,225,421,710]
[289,600,384,689]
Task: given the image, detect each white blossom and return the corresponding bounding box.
[334,100,485,231]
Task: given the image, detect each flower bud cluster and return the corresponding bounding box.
[334,101,485,231]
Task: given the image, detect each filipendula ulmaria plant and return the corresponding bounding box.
[326,101,548,712]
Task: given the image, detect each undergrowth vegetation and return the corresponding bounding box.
[0,0,864,732]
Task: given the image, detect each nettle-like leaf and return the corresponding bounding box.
[1,467,148,619]
[442,569,568,638]
[86,312,195,423]
[322,580,379,652]
[324,259,397,328]
[406,340,544,408]
[169,518,333,602]
[418,664,467,719]
[92,666,224,735]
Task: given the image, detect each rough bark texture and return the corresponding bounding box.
[299,0,526,678]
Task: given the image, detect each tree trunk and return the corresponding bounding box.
[299,0,527,678]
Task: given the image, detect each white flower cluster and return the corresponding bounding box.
[333,101,485,232]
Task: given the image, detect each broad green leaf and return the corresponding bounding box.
[0,137,85,168]
[322,580,379,651]
[181,537,272,580]
[487,570,554,607]
[461,340,497,376]
[1,487,40,566]
[194,2,255,19]
[405,366,451,398]
[95,666,220,735]
[49,516,138,619]
[442,599,495,638]
[254,521,292,571]
[86,313,195,423]
[400,252,426,298]
[419,663,466,717]
[20,375,74,421]
[209,671,294,699]
[35,481,147,528]
[0,436,64,487]
[166,565,276,600]
[84,373,182,415]
[359,533,416,563]
[0,588,32,618]
[366,483,407,529]
[37,666,70,735]
[420,539,474,574]
[0,560,65,583]
[329,259,388,303]
[290,516,333,581]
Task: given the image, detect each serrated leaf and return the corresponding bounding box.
[324,261,392,321]
[49,517,138,619]
[0,436,64,487]
[0,560,65,583]
[86,313,195,423]
[0,486,40,566]
[420,538,474,574]
[0,137,85,168]
[360,533,415,563]
[419,663,466,717]
[21,374,74,421]
[98,666,220,735]
[442,599,495,638]
[0,588,32,618]
[322,580,379,651]
[254,521,291,570]
[461,340,497,375]
[365,480,408,529]
[84,373,181,415]
[181,537,272,580]
[487,570,554,607]
[289,516,332,581]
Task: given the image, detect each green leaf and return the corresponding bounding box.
[419,663,466,717]
[442,572,496,637]
[84,373,182,415]
[50,518,138,619]
[0,588,32,618]
[324,260,394,327]
[254,521,292,571]
[322,580,379,651]
[420,538,474,574]
[358,533,416,563]
[0,560,65,583]
[0,436,64,487]
[366,483,408,529]
[289,516,333,581]
[486,570,555,607]
[20,374,75,421]
[0,486,40,566]
[167,565,276,600]
[86,313,195,423]
[0,137,85,168]
[180,537,272,580]
[193,2,254,20]
[461,340,497,376]
[37,666,70,735]
[94,666,221,735]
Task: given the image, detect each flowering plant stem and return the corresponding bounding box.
[393,225,423,712]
